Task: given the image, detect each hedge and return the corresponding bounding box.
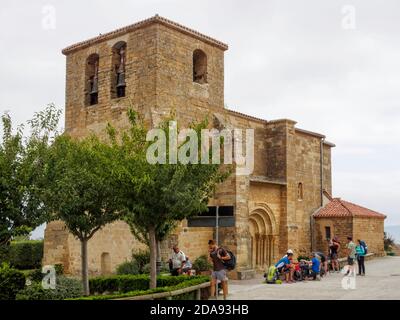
[16,276,83,300]
[8,241,44,270]
[72,276,210,300]
[0,263,26,300]
[22,264,64,282]
[89,274,208,295]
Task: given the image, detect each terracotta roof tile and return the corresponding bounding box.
[314,198,386,219]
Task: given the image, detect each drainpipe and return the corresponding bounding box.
[311,137,325,252]
[320,137,325,207]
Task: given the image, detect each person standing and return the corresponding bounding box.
[329,236,341,272]
[208,239,230,300]
[356,240,366,276]
[345,236,356,276]
[169,245,186,276]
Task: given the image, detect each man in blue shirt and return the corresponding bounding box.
[275,250,295,283]
[309,253,321,280]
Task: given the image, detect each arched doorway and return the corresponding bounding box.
[249,204,277,271]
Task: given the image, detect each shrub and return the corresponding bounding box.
[22,264,64,283]
[116,261,140,275]
[0,245,10,264]
[8,241,44,270]
[0,263,26,300]
[132,250,150,273]
[116,250,150,275]
[297,255,310,262]
[89,274,209,295]
[23,269,44,282]
[16,276,83,300]
[192,255,212,273]
[55,264,64,276]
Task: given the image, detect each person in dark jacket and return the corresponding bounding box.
[356,240,366,276]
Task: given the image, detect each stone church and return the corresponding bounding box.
[43,15,386,279]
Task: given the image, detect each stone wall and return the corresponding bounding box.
[42,221,71,273]
[314,217,353,258]
[293,132,332,255]
[315,216,385,258]
[353,217,385,256]
[44,220,146,276]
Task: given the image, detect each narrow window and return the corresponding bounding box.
[101,252,111,275]
[298,183,304,201]
[86,54,99,106]
[193,49,207,84]
[325,226,331,240]
[111,42,127,99]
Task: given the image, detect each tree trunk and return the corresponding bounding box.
[156,239,161,275]
[81,238,90,296]
[149,225,157,289]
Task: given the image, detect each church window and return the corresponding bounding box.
[298,182,304,201]
[111,41,127,99]
[325,226,331,240]
[193,49,207,84]
[86,54,99,106]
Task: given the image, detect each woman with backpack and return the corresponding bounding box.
[356,240,366,276]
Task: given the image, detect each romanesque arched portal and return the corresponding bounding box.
[249,203,277,271]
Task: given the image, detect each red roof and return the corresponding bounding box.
[314,198,386,219]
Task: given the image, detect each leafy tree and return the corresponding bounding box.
[109,110,230,289]
[384,232,395,252]
[0,104,61,247]
[42,134,125,295]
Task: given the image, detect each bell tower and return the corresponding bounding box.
[62,15,228,137]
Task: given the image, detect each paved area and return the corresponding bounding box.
[227,256,400,300]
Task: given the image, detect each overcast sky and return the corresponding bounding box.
[1,0,399,236]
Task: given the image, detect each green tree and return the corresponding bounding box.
[384,232,395,252]
[0,105,61,247]
[42,134,124,295]
[109,110,229,289]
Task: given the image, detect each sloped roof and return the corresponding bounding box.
[62,15,229,55]
[314,198,386,219]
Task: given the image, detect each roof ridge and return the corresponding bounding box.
[337,199,354,217]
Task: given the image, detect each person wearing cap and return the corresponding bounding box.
[275,250,295,283]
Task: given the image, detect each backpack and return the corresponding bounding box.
[220,248,236,271]
[266,265,278,283]
[360,240,368,254]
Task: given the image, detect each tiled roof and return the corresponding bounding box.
[314,198,386,219]
[62,15,229,55]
